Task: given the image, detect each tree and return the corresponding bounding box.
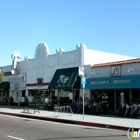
[0,68,4,83]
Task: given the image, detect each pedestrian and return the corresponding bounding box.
[28,93,34,105]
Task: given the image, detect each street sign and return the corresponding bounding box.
[81,77,86,85]
[79,66,84,77]
[82,84,85,88]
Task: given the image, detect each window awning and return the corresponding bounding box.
[48,67,80,89]
[0,82,10,90]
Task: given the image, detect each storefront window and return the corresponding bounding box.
[1,91,8,102]
[0,91,1,101]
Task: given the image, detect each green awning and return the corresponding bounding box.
[48,67,80,89]
[0,82,10,90]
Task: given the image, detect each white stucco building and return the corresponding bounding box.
[84,58,140,113]
[0,42,136,106]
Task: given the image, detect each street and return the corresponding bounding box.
[0,114,131,140]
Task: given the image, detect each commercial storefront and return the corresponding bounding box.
[9,74,26,106]
[23,42,135,109]
[85,75,140,113]
[48,67,80,106]
[0,82,10,104]
[26,79,51,106]
[0,42,136,107]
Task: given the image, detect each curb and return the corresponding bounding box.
[0,111,138,131]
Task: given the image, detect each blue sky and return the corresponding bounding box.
[0,0,140,66]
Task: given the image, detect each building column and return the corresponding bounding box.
[25,89,29,97]
[55,89,58,98]
[18,91,22,106]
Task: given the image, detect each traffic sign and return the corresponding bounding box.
[79,66,84,77]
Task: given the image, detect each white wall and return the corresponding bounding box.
[61,50,77,65]
[1,65,11,72]
[22,43,82,89]
[17,61,24,72]
[10,42,138,89]
[1,42,139,101]
[84,48,136,65]
[47,54,56,67]
[84,63,140,79]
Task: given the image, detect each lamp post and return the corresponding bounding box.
[81,76,86,120]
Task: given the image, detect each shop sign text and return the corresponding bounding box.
[90,79,131,85]
[57,74,69,84]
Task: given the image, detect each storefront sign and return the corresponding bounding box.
[9,74,26,90]
[9,76,25,83]
[79,66,84,77]
[57,74,69,84]
[13,83,20,88]
[111,66,121,76]
[48,67,80,89]
[90,81,109,85]
[113,79,131,84]
[85,75,140,89]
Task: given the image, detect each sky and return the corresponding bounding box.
[0,0,140,66]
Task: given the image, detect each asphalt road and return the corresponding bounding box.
[0,114,132,140]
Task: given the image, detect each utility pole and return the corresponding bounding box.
[79,66,86,120]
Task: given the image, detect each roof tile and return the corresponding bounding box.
[91,58,140,68]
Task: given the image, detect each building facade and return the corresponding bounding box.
[85,59,140,113]
[0,42,136,106]
[0,66,11,105]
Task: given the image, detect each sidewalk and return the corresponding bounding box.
[0,105,140,131]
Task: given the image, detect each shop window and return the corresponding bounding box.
[75,90,79,100]
[37,78,43,86]
[130,89,140,103]
[45,91,49,98]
